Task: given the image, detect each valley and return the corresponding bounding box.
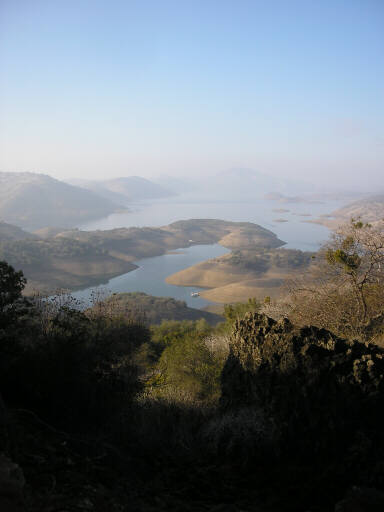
[0,219,284,296]
[1,169,383,309]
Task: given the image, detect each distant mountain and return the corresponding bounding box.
[68,179,130,204]
[0,172,120,230]
[0,221,38,242]
[211,168,315,198]
[69,176,175,203]
[104,176,175,200]
[174,168,316,201]
[152,175,198,194]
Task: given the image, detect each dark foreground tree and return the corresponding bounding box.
[0,260,26,309]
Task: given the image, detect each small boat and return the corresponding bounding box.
[190,291,200,297]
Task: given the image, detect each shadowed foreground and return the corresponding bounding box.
[1,271,384,512]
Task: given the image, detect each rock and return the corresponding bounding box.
[221,313,384,457]
[0,454,25,512]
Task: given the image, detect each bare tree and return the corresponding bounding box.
[265,219,384,340]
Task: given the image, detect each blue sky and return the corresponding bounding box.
[0,0,383,188]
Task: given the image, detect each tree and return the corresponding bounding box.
[153,335,222,403]
[276,219,384,340]
[223,298,260,325]
[0,260,26,309]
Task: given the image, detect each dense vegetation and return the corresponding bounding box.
[227,248,313,273]
[1,220,384,511]
[94,292,223,325]
[0,237,107,266]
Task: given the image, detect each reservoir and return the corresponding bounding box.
[79,197,341,251]
[74,197,345,308]
[72,243,229,309]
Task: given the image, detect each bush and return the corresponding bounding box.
[1,283,149,436]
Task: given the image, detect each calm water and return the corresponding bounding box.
[79,197,341,251]
[72,243,229,308]
[75,197,344,307]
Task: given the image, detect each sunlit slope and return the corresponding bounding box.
[166,249,312,303]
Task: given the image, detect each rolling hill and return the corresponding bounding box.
[166,248,312,303]
[0,172,121,229]
[0,221,38,241]
[310,194,384,228]
[69,176,175,203]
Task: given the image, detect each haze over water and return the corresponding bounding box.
[73,196,344,307]
[79,196,343,251]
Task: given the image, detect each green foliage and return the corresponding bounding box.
[147,318,225,403]
[0,263,150,434]
[150,318,211,354]
[153,335,222,403]
[0,260,26,308]
[223,297,260,325]
[326,248,361,274]
[227,248,312,273]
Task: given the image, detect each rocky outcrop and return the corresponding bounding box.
[221,313,384,459]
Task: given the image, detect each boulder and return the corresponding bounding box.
[221,313,384,457]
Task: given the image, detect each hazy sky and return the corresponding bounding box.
[0,0,383,188]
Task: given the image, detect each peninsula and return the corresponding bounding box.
[166,248,312,304]
[0,219,284,294]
